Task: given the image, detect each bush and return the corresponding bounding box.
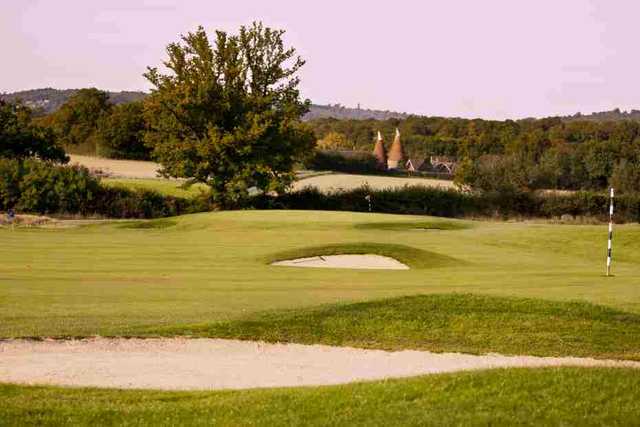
[0,158,209,218]
[304,150,378,174]
[253,186,640,223]
[0,158,101,214]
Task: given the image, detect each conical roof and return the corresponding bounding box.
[372,131,387,167]
[387,128,404,161]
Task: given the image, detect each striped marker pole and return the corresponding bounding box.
[606,188,614,277]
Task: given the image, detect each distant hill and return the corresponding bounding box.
[0,88,408,121]
[0,88,146,115]
[560,108,640,122]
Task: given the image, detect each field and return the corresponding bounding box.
[69,155,456,195]
[2,210,640,423]
[293,173,455,192]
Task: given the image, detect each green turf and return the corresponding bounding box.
[1,368,639,426]
[150,294,640,360]
[1,210,640,340]
[102,178,210,198]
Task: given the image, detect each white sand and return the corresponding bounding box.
[293,173,455,193]
[272,254,409,270]
[0,338,638,391]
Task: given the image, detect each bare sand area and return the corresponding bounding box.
[1,338,638,391]
[272,254,409,270]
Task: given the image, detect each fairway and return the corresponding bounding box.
[1,210,640,339]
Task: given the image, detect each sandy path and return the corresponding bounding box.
[293,173,455,193]
[1,338,638,391]
[272,254,409,270]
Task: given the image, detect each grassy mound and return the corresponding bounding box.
[152,294,640,360]
[2,368,639,425]
[354,220,471,231]
[266,243,462,269]
[118,219,178,229]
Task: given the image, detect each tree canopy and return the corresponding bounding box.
[95,101,150,160]
[48,88,112,149]
[0,100,67,163]
[143,22,315,204]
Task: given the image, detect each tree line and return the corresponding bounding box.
[3,20,640,205]
[308,116,640,193]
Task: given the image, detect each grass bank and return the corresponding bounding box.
[1,368,639,425]
[151,294,640,360]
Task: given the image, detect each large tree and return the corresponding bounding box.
[0,100,67,163]
[143,22,315,204]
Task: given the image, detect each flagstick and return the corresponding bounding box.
[606,188,614,277]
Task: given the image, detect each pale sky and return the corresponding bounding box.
[2,0,639,119]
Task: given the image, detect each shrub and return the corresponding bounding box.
[304,150,378,174]
[254,186,640,223]
[0,158,209,218]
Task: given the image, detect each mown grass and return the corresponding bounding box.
[1,368,639,426]
[2,210,640,338]
[354,219,471,231]
[150,294,640,360]
[266,242,463,269]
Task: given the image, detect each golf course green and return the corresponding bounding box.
[2,210,640,340]
[2,210,640,425]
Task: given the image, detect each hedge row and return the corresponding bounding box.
[253,186,640,223]
[2,159,637,222]
[0,158,206,218]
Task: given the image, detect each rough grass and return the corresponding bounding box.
[102,178,209,199]
[150,294,640,360]
[266,243,463,269]
[1,368,639,426]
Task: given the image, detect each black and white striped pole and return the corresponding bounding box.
[606,187,614,277]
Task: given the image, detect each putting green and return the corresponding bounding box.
[1,210,639,338]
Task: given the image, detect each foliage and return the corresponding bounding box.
[308,116,640,192]
[0,158,100,213]
[94,101,150,160]
[316,131,350,150]
[303,150,378,173]
[253,185,640,222]
[47,88,112,153]
[610,159,640,194]
[0,158,206,217]
[143,23,315,205]
[0,100,67,163]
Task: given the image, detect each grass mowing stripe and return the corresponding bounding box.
[1,368,639,425]
[148,294,640,360]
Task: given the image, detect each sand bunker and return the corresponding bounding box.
[1,338,638,391]
[272,254,409,270]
